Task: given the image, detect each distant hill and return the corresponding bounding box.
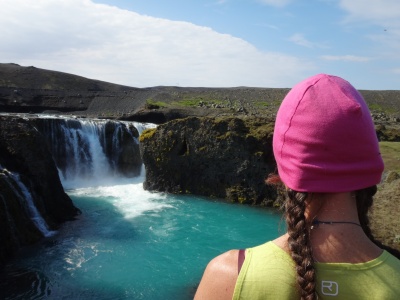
[0,63,134,91]
[1,63,400,124]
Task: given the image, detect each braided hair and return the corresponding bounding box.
[282,185,400,300]
[285,189,316,300]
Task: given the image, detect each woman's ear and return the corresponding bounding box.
[304,193,323,222]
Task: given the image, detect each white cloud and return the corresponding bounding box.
[393,68,400,75]
[339,0,400,23]
[0,0,312,87]
[320,55,371,62]
[338,0,400,62]
[256,0,292,8]
[288,34,329,49]
[289,34,312,48]
[338,1,400,39]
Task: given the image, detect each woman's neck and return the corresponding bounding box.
[305,192,381,263]
[306,192,360,224]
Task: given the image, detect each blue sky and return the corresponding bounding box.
[1,0,399,89]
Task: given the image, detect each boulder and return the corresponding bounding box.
[103,121,142,177]
[140,116,278,205]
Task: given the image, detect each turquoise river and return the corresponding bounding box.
[0,172,283,299]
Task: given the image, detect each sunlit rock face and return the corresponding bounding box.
[140,116,279,205]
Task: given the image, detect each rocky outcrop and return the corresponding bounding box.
[0,116,80,267]
[140,116,279,205]
[103,121,142,177]
[372,112,400,142]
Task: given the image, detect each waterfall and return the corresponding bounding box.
[40,119,111,181]
[0,115,156,249]
[0,165,55,238]
[36,117,152,188]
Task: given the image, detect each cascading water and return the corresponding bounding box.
[36,117,150,188]
[0,165,54,238]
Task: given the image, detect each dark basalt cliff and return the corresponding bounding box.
[140,116,280,205]
[0,116,80,266]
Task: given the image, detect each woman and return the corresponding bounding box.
[194,74,400,299]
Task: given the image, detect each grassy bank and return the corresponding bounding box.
[380,142,400,172]
[371,142,400,251]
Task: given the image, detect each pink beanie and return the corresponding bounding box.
[273,74,384,192]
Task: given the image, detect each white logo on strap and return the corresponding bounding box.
[321,281,339,296]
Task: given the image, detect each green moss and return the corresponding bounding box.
[139,128,156,142]
[246,120,274,141]
[172,98,199,107]
[254,102,270,108]
[369,103,396,114]
[369,103,384,112]
[171,97,225,107]
[254,99,282,108]
[198,146,207,152]
[145,96,227,109]
[216,131,233,140]
[237,196,247,204]
[145,98,168,109]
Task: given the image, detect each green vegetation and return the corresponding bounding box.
[368,103,385,112]
[172,99,198,107]
[139,128,156,142]
[254,99,281,108]
[172,98,201,107]
[247,121,274,140]
[369,103,397,114]
[147,95,230,109]
[197,146,207,152]
[172,97,225,107]
[380,142,400,172]
[145,99,168,109]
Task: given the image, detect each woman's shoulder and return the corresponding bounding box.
[205,249,240,273]
[194,249,239,300]
[194,238,287,300]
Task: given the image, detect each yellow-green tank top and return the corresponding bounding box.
[233,241,400,299]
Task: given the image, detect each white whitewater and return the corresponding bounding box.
[1,165,55,237]
[53,119,165,219]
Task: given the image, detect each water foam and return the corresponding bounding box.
[66,173,172,220]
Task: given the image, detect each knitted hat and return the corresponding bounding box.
[273,74,384,192]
